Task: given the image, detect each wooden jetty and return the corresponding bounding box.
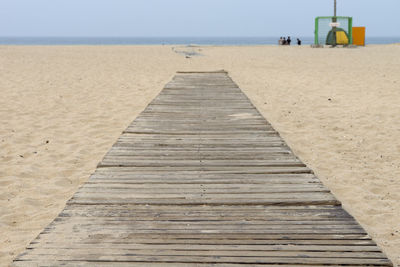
[13,71,392,266]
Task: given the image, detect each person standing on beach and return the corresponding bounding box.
[297,38,301,45]
[282,37,287,45]
[287,36,291,45]
[278,37,283,45]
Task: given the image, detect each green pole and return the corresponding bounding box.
[349,17,353,44]
[315,17,319,45]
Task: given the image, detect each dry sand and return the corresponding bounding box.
[0,45,399,266]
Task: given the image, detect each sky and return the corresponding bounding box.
[0,0,399,37]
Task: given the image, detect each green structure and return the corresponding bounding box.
[314,16,353,45]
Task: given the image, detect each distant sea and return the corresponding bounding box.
[0,36,399,45]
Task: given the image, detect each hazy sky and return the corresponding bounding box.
[1,0,399,37]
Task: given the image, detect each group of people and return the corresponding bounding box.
[279,36,301,46]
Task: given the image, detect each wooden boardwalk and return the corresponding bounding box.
[13,71,392,266]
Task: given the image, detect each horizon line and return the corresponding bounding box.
[1,35,400,38]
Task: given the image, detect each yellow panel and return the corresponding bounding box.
[353,27,366,46]
[336,31,349,45]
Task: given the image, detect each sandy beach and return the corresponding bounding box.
[0,45,399,266]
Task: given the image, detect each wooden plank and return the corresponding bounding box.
[15,254,392,265]
[34,233,375,242]
[176,70,228,73]
[94,166,313,173]
[12,264,391,267]
[19,248,388,260]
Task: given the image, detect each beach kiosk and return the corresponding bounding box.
[314,16,353,46]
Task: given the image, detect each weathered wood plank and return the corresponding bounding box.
[94,166,313,173]
[13,263,389,267]
[15,254,392,265]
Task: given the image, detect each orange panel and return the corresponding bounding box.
[352,27,366,46]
